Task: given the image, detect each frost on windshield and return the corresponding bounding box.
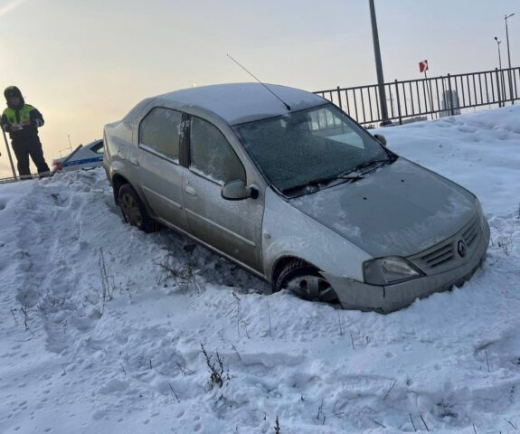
[236,104,386,193]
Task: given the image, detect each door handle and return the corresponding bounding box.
[129,157,140,166]
[185,185,197,197]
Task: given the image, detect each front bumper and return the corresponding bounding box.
[324,218,490,313]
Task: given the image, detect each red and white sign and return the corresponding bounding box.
[419,60,429,73]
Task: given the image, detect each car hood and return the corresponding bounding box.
[290,158,477,257]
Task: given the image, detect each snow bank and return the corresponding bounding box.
[0,106,519,433]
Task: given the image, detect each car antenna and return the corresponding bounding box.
[226,54,291,111]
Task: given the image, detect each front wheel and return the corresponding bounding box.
[118,184,160,233]
[274,261,338,304]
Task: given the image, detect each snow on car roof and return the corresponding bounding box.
[155,83,327,125]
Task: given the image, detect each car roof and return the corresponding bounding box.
[152,83,327,126]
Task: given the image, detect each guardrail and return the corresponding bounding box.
[314,67,518,126]
[0,176,19,184]
[0,145,84,184]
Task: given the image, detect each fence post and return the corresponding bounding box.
[514,67,518,104]
[336,86,343,110]
[501,68,506,107]
[495,68,503,108]
[447,74,455,116]
[394,80,402,125]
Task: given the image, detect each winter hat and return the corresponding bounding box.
[4,86,22,100]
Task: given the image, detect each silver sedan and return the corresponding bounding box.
[103,83,489,312]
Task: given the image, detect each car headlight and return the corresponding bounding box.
[363,256,425,285]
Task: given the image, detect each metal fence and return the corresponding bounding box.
[0,176,18,184]
[314,67,519,126]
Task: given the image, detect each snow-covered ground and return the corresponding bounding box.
[0,106,519,434]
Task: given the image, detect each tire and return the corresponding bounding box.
[118,184,160,233]
[274,260,338,304]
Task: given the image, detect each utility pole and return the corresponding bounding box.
[505,13,515,104]
[368,0,391,125]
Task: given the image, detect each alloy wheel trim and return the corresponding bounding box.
[121,193,142,227]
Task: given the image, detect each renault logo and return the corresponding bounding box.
[457,240,467,258]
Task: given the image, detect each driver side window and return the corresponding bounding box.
[189,117,245,184]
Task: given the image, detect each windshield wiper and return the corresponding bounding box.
[282,173,364,196]
[332,155,398,181]
[283,155,398,195]
[282,176,338,194]
[338,174,364,181]
[352,155,398,173]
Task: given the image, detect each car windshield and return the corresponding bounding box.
[234,104,390,195]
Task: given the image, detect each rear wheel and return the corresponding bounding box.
[274,261,338,304]
[118,184,160,233]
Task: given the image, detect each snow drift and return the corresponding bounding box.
[0,106,519,433]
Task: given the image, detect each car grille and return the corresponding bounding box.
[409,216,481,274]
[462,219,479,247]
[419,243,455,269]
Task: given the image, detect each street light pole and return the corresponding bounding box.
[368,0,390,125]
[495,36,504,107]
[494,37,503,70]
[505,13,515,104]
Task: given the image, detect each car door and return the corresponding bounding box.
[135,107,189,232]
[182,115,264,272]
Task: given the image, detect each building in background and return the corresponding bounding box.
[440,90,461,117]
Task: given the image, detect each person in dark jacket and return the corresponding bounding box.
[1,86,49,179]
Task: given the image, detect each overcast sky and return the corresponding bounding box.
[0,0,518,175]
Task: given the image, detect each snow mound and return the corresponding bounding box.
[0,105,520,433]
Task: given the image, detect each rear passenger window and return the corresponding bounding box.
[140,108,181,161]
[190,117,245,184]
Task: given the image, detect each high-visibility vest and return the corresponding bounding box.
[2,105,36,125]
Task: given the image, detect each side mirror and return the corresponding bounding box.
[221,180,258,201]
[374,134,387,147]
